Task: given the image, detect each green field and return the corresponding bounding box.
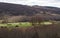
[0,22,32,27]
[0,21,53,28]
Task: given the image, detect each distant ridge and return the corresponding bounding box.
[0,2,60,21]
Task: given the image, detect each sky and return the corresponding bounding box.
[0,0,60,8]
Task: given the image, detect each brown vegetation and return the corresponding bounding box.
[0,24,59,38]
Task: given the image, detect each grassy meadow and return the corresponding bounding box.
[0,22,32,27]
[0,21,53,27]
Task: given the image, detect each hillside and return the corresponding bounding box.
[0,2,60,16]
[0,2,38,16]
[0,2,60,22]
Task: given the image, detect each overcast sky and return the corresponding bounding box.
[0,0,60,8]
